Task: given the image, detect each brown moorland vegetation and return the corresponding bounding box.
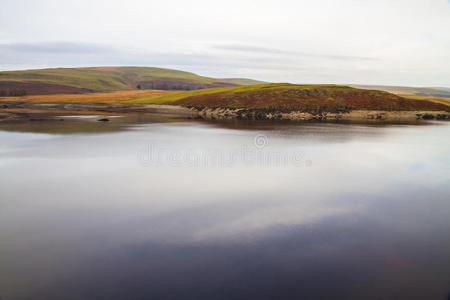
[170,84,450,112]
[401,94,450,107]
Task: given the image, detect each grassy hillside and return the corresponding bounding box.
[350,84,450,98]
[132,83,449,111]
[0,66,256,95]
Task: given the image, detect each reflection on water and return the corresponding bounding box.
[0,113,184,135]
[0,117,449,300]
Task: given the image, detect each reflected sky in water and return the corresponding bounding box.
[1,118,450,300]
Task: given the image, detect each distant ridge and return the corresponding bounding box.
[0,66,263,96]
[220,78,267,85]
[350,84,450,98]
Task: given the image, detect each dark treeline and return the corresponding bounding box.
[137,83,194,91]
[136,80,235,91]
[0,89,27,97]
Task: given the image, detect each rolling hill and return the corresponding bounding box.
[132,83,449,112]
[0,66,262,96]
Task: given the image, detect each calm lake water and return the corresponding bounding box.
[1,116,450,300]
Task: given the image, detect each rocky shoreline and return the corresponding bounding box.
[189,106,450,122]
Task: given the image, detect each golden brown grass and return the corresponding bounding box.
[0,90,175,104]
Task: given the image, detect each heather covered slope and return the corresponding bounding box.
[163,84,449,111]
[0,66,250,95]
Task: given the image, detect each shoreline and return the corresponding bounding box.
[1,102,449,123]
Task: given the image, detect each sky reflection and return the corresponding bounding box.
[0,120,449,299]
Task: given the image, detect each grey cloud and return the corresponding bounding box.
[213,44,292,55]
[212,43,379,62]
[0,41,121,67]
[319,54,379,62]
[1,41,115,54]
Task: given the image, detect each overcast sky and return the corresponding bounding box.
[1,0,449,86]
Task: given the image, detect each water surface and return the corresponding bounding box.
[1,117,450,300]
